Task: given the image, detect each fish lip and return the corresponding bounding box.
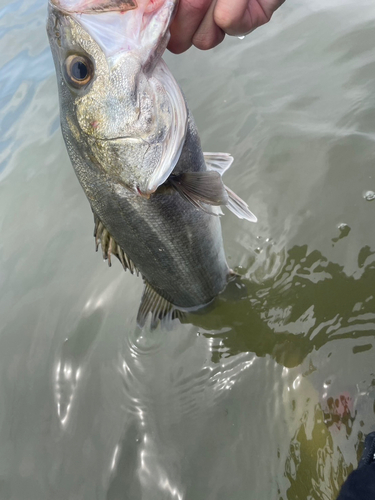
[49,0,138,14]
[87,133,146,145]
[48,1,68,18]
[48,0,74,15]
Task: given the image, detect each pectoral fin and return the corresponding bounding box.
[137,282,182,330]
[204,151,257,223]
[169,169,257,222]
[224,187,257,222]
[203,152,234,174]
[169,171,228,214]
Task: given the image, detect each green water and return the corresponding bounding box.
[1,0,375,498]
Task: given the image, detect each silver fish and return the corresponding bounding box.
[47,0,257,328]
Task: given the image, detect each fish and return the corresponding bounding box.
[46,0,257,328]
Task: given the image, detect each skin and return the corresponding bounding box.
[168,0,286,53]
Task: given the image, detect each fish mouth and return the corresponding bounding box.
[97,135,142,142]
[50,0,178,61]
[50,0,165,15]
[50,0,138,14]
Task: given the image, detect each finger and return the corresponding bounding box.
[192,0,225,50]
[168,0,212,54]
[214,0,253,36]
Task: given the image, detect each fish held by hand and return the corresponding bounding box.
[47,0,257,328]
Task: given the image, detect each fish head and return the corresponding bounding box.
[47,0,187,195]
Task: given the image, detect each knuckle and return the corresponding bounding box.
[193,29,225,50]
[192,33,214,51]
[214,11,242,35]
[184,0,212,14]
[168,40,192,54]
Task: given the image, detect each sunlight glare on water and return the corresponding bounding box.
[0,0,375,498]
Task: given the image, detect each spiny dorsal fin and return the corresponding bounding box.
[137,281,183,330]
[93,215,139,275]
[204,152,234,175]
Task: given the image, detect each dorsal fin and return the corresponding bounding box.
[93,216,182,329]
[93,215,139,275]
[137,281,183,330]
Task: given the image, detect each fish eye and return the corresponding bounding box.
[64,55,94,89]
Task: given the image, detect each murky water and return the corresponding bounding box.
[1,0,375,498]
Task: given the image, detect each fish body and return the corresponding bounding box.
[47,0,256,326]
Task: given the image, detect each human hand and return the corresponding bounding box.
[168,0,286,54]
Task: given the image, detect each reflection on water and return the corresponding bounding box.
[55,308,104,425]
[193,244,375,368]
[285,403,351,500]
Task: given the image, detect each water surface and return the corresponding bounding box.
[1,0,375,498]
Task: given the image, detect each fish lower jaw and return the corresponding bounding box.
[110,176,156,199]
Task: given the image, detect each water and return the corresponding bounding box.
[1,0,375,498]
